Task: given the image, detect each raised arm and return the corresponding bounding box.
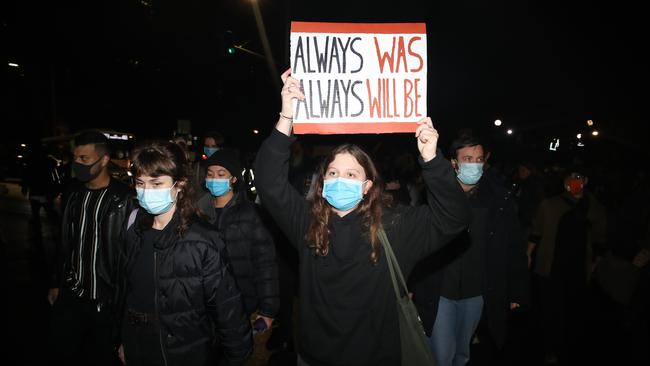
[394,119,472,268]
[275,68,305,137]
[253,69,309,248]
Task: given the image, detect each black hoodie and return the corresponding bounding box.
[254,129,471,366]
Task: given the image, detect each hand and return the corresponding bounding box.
[255,315,274,331]
[510,303,520,310]
[280,68,305,118]
[415,117,438,162]
[118,344,126,365]
[276,68,305,136]
[47,288,59,305]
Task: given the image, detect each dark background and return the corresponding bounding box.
[2,0,648,169]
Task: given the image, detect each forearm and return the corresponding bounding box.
[421,152,471,234]
[251,234,280,317]
[207,262,252,362]
[254,266,280,317]
[275,115,293,137]
[253,130,308,247]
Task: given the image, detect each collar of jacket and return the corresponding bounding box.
[132,210,182,250]
[198,191,242,223]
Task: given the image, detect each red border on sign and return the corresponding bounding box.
[293,122,419,135]
[291,22,426,34]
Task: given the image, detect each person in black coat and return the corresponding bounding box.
[119,141,252,366]
[253,69,471,366]
[197,148,279,332]
[48,130,136,366]
[410,132,530,366]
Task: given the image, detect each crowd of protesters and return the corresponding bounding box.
[14,69,649,366]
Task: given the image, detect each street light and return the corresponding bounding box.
[506,129,513,135]
[576,133,582,139]
[494,119,502,126]
[587,119,594,126]
[592,130,599,136]
[8,62,19,67]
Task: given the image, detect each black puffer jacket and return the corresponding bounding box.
[54,178,135,307]
[198,191,279,318]
[122,211,252,366]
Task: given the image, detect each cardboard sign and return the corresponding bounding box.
[290,22,427,134]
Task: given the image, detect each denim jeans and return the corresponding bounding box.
[428,295,484,366]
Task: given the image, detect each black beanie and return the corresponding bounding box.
[204,148,242,177]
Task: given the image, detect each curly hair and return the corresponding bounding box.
[306,144,392,265]
[131,141,202,236]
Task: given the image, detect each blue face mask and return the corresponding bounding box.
[322,177,366,211]
[457,163,484,185]
[206,178,231,197]
[204,147,219,158]
[136,182,178,215]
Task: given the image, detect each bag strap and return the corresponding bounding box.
[127,208,139,230]
[378,228,409,299]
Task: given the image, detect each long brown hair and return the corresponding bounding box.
[131,141,201,236]
[306,144,392,264]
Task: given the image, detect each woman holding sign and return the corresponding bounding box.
[253,69,471,366]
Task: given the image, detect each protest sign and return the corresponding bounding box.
[290,22,427,134]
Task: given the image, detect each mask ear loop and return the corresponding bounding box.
[170,181,181,203]
[361,179,369,199]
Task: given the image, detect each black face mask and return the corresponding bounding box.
[72,158,102,182]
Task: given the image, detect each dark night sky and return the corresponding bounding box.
[2,0,648,156]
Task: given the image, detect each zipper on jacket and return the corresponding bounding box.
[154,251,169,366]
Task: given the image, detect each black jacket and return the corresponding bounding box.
[54,178,135,308]
[253,129,471,366]
[122,211,252,366]
[197,191,280,317]
[410,170,530,347]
